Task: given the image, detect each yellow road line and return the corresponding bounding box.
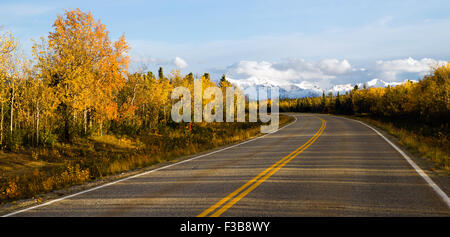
[210,120,326,217]
[197,119,321,217]
[197,116,326,217]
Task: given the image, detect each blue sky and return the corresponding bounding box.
[1,0,450,90]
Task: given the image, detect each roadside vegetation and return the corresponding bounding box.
[279,64,449,172]
[353,117,448,172]
[0,9,292,204]
[0,115,292,204]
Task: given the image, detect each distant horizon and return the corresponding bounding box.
[1,0,450,94]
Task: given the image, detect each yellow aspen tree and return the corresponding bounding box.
[0,29,27,147]
[0,29,18,145]
[34,9,129,140]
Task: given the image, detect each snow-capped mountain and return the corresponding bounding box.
[329,83,355,93]
[228,78,322,98]
[367,78,387,87]
[227,77,417,98]
[365,78,416,88]
[327,79,418,94]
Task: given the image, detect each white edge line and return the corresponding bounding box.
[335,115,450,208]
[2,115,299,217]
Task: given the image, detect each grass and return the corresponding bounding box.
[0,114,294,204]
[350,116,449,173]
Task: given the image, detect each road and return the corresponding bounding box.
[4,114,450,216]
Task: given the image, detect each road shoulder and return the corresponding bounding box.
[329,114,450,201]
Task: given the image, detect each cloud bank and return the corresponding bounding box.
[227,58,359,89]
[225,57,447,97]
[375,57,447,81]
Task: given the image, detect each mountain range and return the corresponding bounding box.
[228,78,417,98]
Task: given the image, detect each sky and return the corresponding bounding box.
[1,0,450,91]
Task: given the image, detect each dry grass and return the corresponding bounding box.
[356,117,449,173]
[0,152,59,177]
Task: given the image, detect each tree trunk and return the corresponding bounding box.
[61,103,70,142]
[163,105,166,123]
[89,109,92,129]
[99,120,103,136]
[0,101,3,145]
[10,86,14,135]
[64,116,70,142]
[84,108,87,135]
[36,101,40,146]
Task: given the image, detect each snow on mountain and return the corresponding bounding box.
[367,78,386,87]
[294,81,323,93]
[383,79,418,87]
[228,78,322,98]
[227,77,417,98]
[329,83,355,93]
[366,78,418,88]
[329,79,418,94]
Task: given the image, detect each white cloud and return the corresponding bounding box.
[376,57,445,73]
[228,58,353,89]
[318,59,352,74]
[232,61,297,83]
[375,57,447,80]
[173,56,188,68]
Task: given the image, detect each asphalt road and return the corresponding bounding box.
[5,114,450,216]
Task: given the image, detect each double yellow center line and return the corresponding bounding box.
[197,116,326,217]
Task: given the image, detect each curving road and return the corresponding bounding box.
[4,114,450,217]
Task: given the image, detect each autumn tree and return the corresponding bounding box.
[0,29,31,148]
[203,73,210,81]
[0,29,18,145]
[219,74,231,88]
[158,67,164,80]
[34,9,129,141]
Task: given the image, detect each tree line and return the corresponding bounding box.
[1,8,448,151]
[279,64,449,138]
[0,9,237,151]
